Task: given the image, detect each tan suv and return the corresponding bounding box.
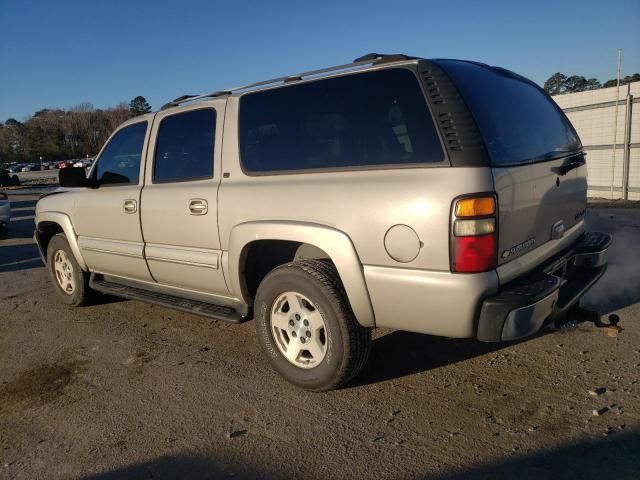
[35,53,611,391]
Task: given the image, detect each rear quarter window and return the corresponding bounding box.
[239,68,444,173]
[435,60,581,166]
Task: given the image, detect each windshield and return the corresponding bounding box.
[435,60,581,166]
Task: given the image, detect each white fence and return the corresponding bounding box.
[553,82,640,200]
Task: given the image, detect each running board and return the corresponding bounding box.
[90,275,245,323]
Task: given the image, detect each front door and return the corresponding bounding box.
[140,101,229,296]
[72,119,154,281]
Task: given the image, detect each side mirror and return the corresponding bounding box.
[59,167,94,188]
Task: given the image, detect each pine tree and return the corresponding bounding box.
[129,96,152,116]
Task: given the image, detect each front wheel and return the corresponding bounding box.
[46,233,94,306]
[254,259,371,391]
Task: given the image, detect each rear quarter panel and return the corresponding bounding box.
[219,96,495,273]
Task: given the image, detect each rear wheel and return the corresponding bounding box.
[254,259,371,391]
[46,233,94,306]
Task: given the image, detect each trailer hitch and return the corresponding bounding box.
[562,306,623,337]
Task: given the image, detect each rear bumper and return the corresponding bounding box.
[477,232,611,342]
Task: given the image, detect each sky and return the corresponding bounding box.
[1,0,639,121]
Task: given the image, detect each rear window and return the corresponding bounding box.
[239,68,444,173]
[435,60,581,166]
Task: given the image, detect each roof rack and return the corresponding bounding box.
[160,53,416,110]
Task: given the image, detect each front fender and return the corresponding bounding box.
[228,221,375,327]
[35,211,88,271]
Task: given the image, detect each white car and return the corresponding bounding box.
[0,190,10,232]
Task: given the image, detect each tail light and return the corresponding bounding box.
[451,195,497,273]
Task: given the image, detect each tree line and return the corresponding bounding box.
[544,72,640,95]
[0,96,151,165]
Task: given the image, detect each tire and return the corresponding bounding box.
[254,259,371,391]
[46,233,94,306]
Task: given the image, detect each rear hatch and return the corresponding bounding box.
[435,60,588,266]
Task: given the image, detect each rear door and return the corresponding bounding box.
[140,101,229,295]
[436,60,587,268]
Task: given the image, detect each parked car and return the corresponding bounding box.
[23,163,43,172]
[34,53,611,391]
[0,189,10,233]
[55,160,73,169]
[0,168,19,187]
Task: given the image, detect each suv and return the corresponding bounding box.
[34,53,611,391]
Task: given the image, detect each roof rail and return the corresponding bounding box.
[161,91,230,110]
[160,53,416,110]
[353,53,415,63]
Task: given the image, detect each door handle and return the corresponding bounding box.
[188,199,208,215]
[123,199,137,214]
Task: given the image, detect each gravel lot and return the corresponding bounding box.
[1,190,639,480]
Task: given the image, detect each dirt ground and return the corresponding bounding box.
[1,190,639,480]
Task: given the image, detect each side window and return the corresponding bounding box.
[239,68,444,173]
[153,109,216,183]
[95,122,147,185]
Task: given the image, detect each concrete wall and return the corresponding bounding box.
[553,83,640,200]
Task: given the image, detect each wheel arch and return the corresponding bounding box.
[35,212,88,271]
[228,221,375,327]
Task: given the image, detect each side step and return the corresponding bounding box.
[90,275,245,323]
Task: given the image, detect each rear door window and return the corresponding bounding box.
[153,108,216,183]
[435,60,581,166]
[239,68,444,173]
